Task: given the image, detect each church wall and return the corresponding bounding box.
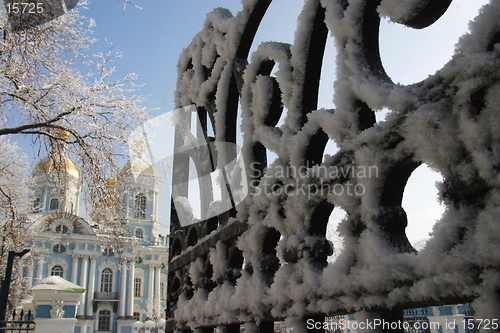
[23,155,169,333]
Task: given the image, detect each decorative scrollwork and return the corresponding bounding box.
[168,0,500,331]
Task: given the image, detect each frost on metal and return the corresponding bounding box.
[167,0,500,331]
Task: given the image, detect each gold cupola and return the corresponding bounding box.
[95,177,117,208]
[32,127,80,178]
[119,138,157,177]
[118,159,157,177]
[32,156,80,178]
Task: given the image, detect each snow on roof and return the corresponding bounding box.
[30,276,85,293]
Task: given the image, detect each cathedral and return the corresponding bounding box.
[20,148,169,333]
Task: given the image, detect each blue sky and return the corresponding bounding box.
[26,0,489,241]
[84,0,306,116]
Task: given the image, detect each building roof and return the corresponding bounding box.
[31,276,84,293]
[119,158,157,177]
[33,156,80,178]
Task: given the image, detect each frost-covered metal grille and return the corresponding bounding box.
[167,0,500,332]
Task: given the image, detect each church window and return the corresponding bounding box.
[53,244,66,253]
[55,225,68,234]
[103,248,114,257]
[49,197,59,210]
[160,282,165,300]
[134,278,141,297]
[134,193,146,219]
[51,265,64,277]
[32,197,41,213]
[97,309,111,331]
[100,268,113,293]
[135,228,143,239]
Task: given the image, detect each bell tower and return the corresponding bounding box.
[115,139,161,244]
[30,131,82,215]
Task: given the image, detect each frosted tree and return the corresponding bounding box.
[0,2,148,205]
[0,137,31,251]
[0,137,33,314]
[0,0,149,295]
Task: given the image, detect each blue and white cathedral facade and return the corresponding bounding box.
[21,151,169,333]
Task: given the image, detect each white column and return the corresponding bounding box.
[71,255,79,284]
[126,261,135,317]
[148,264,155,304]
[86,256,97,316]
[118,266,127,318]
[35,259,44,283]
[146,264,155,318]
[27,262,34,288]
[77,255,89,317]
[153,191,158,221]
[125,193,130,218]
[154,265,161,318]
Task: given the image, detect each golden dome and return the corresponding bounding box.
[94,177,117,208]
[33,156,80,178]
[119,159,157,177]
[106,177,117,186]
[95,193,116,208]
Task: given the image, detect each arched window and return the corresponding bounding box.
[135,228,143,239]
[49,197,59,210]
[50,265,64,277]
[134,278,141,297]
[32,197,41,213]
[134,193,146,219]
[100,268,113,293]
[53,244,66,253]
[98,309,111,331]
[55,225,68,234]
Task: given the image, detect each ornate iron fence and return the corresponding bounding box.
[167,0,500,332]
[0,310,35,333]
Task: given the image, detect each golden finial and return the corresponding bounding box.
[133,138,149,148]
[53,128,72,140]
